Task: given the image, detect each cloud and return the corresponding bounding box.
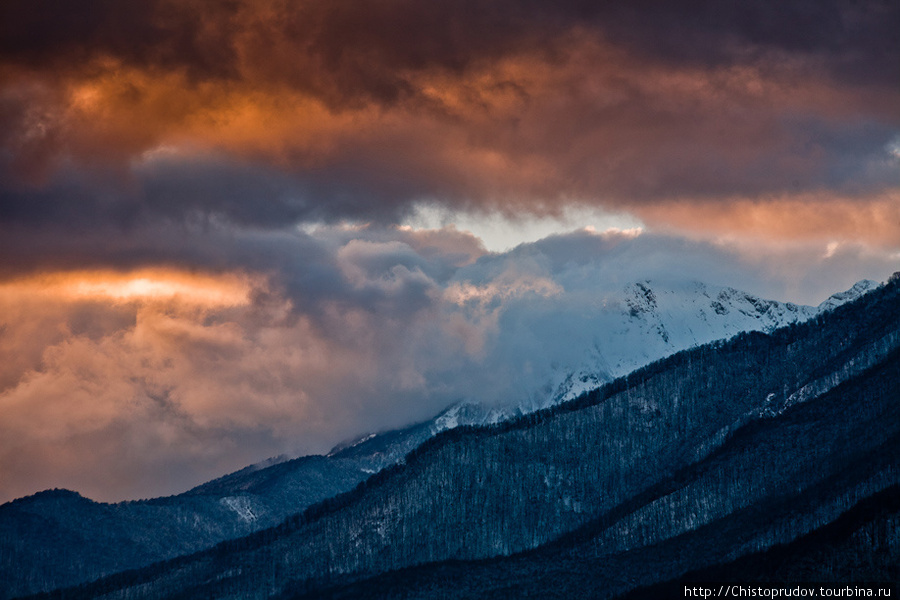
[636,191,900,249]
[4,1,897,91]
[1,1,897,227]
[1,225,896,502]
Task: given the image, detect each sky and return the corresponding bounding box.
[0,0,898,503]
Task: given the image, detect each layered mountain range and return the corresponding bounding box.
[20,272,898,600]
[1,277,891,599]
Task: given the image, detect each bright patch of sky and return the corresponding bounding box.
[401,203,645,252]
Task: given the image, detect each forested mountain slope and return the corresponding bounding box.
[288,341,900,599]
[0,421,439,600]
[32,274,900,600]
[621,483,900,600]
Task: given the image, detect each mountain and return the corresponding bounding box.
[0,278,880,599]
[530,278,879,410]
[0,429,417,600]
[29,273,899,599]
[287,484,900,600]
[1,401,511,599]
[342,278,880,427]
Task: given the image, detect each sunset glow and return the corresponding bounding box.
[1,270,254,306]
[0,0,897,504]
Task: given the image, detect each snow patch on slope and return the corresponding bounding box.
[219,496,259,523]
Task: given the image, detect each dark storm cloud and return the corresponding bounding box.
[0,0,241,78]
[0,151,435,233]
[1,0,897,218]
[0,0,897,279]
[3,0,897,101]
[2,107,894,239]
[0,184,476,324]
[594,0,900,87]
[0,162,300,240]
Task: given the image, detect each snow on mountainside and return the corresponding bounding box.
[542,279,876,406]
[414,278,881,429]
[816,278,881,312]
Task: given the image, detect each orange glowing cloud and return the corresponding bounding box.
[0,268,258,397]
[0,268,254,307]
[6,30,897,213]
[635,192,900,250]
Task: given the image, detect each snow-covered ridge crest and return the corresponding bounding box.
[544,278,880,408]
[432,277,882,427]
[815,279,880,313]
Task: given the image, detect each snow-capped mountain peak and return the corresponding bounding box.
[452,278,881,421]
[816,279,880,313]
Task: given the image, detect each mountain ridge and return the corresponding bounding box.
[24,272,898,599]
[0,277,886,599]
